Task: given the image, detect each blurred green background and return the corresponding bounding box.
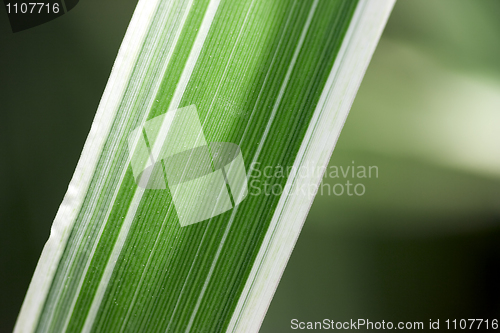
[1,1,499,332]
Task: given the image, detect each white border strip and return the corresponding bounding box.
[13,1,161,332]
[226,1,395,332]
[58,1,194,331]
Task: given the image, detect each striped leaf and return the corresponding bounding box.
[15,0,394,332]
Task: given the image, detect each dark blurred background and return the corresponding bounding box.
[1,1,499,332]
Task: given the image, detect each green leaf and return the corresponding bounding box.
[15,0,394,332]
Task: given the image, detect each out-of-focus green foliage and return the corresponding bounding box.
[262,0,500,331]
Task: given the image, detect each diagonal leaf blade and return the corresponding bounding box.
[15,0,394,332]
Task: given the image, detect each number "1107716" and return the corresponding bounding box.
[6,2,60,14]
